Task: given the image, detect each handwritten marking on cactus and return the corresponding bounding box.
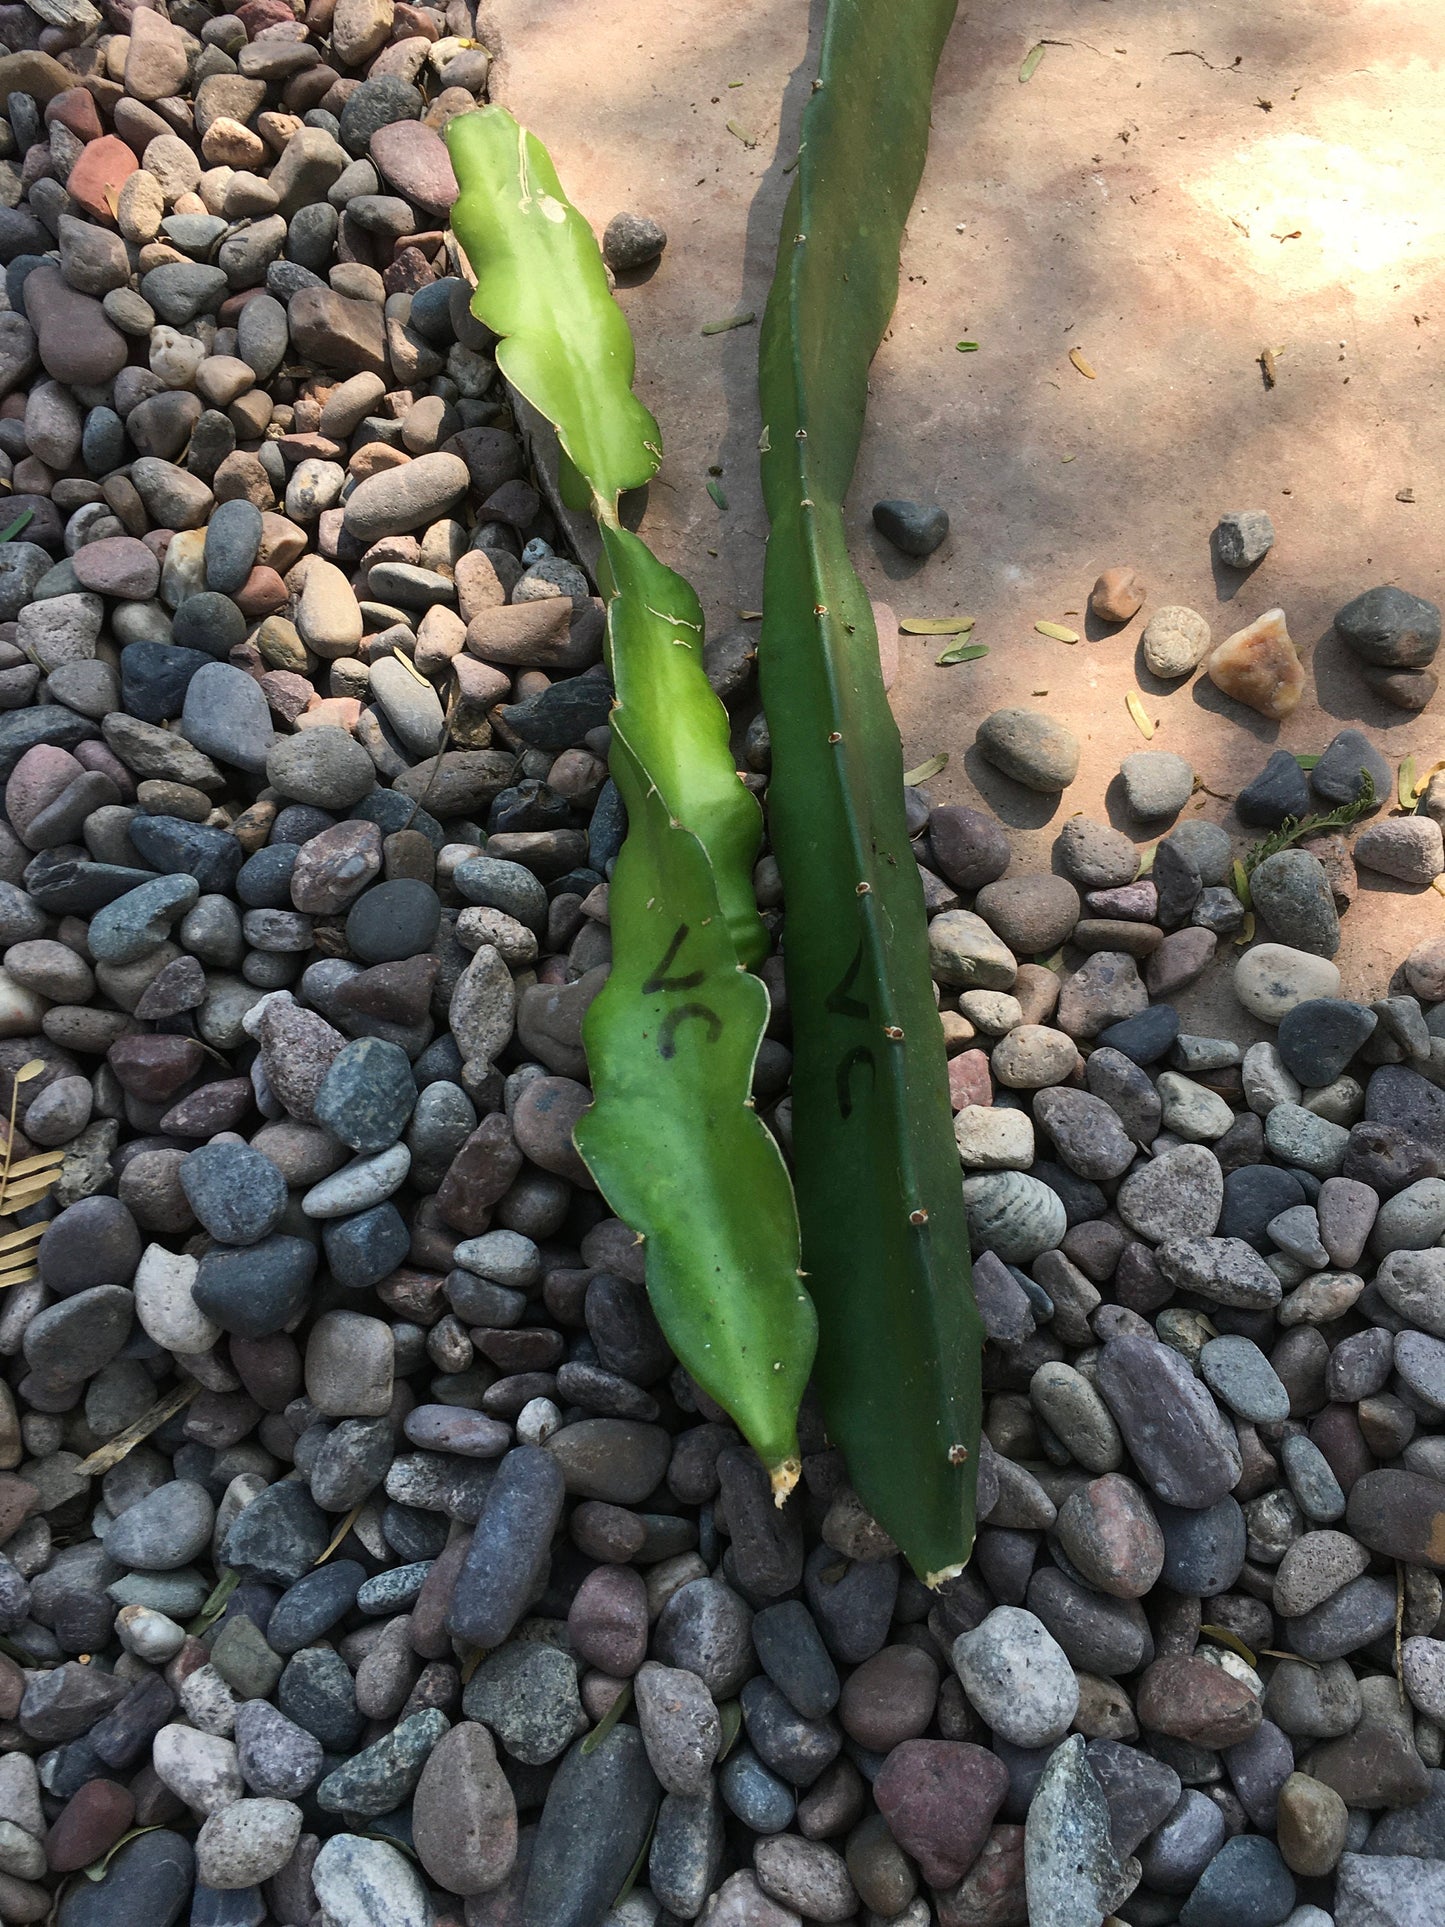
[642,925,706,994]
[1068,346,1097,378]
[658,1004,724,1057]
[826,947,870,1021]
[835,1046,877,1119]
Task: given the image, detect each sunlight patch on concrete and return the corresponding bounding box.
[1185,131,1445,294]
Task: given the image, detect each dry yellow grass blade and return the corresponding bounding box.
[76,1382,199,1476]
[314,1501,365,1566]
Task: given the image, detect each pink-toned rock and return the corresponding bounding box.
[567,1565,649,1677]
[450,652,510,747]
[465,599,582,668]
[511,1075,594,1188]
[699,1873,801,1927]
[332,0,395,65]
[45,1778,136,1874]
[21,264,128,385]
[159,1079,254,1138]
[289,285,389,378]
[4,751,117,850]
[1084,880,1158,921]
[259,670,317,724]
[64,135,140,223]
[873,1740,1010,1889]
[107,1033,205,1102]
[6,745,84,844]
[234,566,289,617]
[948,1049,992,1113]
[436,1113,523,1235]
[296,697,363,730]
[45,87,103,143]
[1207,607,1305,719]
[936,1824,1027,1927]
[71,536,161,601]
[73,741,135,801]
[1054,1472,1165,1598]
[1090,566,1146,623]
[125,9,191,102]
[289,819,383,913]
[1145,926,1217,998]
[1137,1656,1263,1747]
[1405,933,1445,1002]
[453,547,509,621]
[370,118,459,217]
[256,999,346,1121]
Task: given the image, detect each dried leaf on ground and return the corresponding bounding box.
[76,1382,198,1475]
[903,752,949,785]
[1126,691,1155,738]
[1068,346,1097,379]
[936,642,989,665]
[1019,42,1046,82]
[1035,621,1078,643]
[902,616,976,634]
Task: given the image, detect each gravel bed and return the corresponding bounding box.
[0,7,1443,1927]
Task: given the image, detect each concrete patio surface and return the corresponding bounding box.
[486,0,1445,1039]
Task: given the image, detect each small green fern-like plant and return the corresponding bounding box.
[1239,770,1376,882]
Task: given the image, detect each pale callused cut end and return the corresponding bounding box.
[769,1456,802,1507]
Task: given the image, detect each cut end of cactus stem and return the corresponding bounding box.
[770,1457,802,1507]
[925,1561,967,1591]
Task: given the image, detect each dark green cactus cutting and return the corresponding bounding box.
[446,106,815,1492]
[757,0,982,1580]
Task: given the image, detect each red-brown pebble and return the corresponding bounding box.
[45,1778,136,1873]
[872,1739,1010,1888]
[1137,1655,1263,1747]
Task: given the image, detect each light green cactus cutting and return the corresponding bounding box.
[446,106,816,1493]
